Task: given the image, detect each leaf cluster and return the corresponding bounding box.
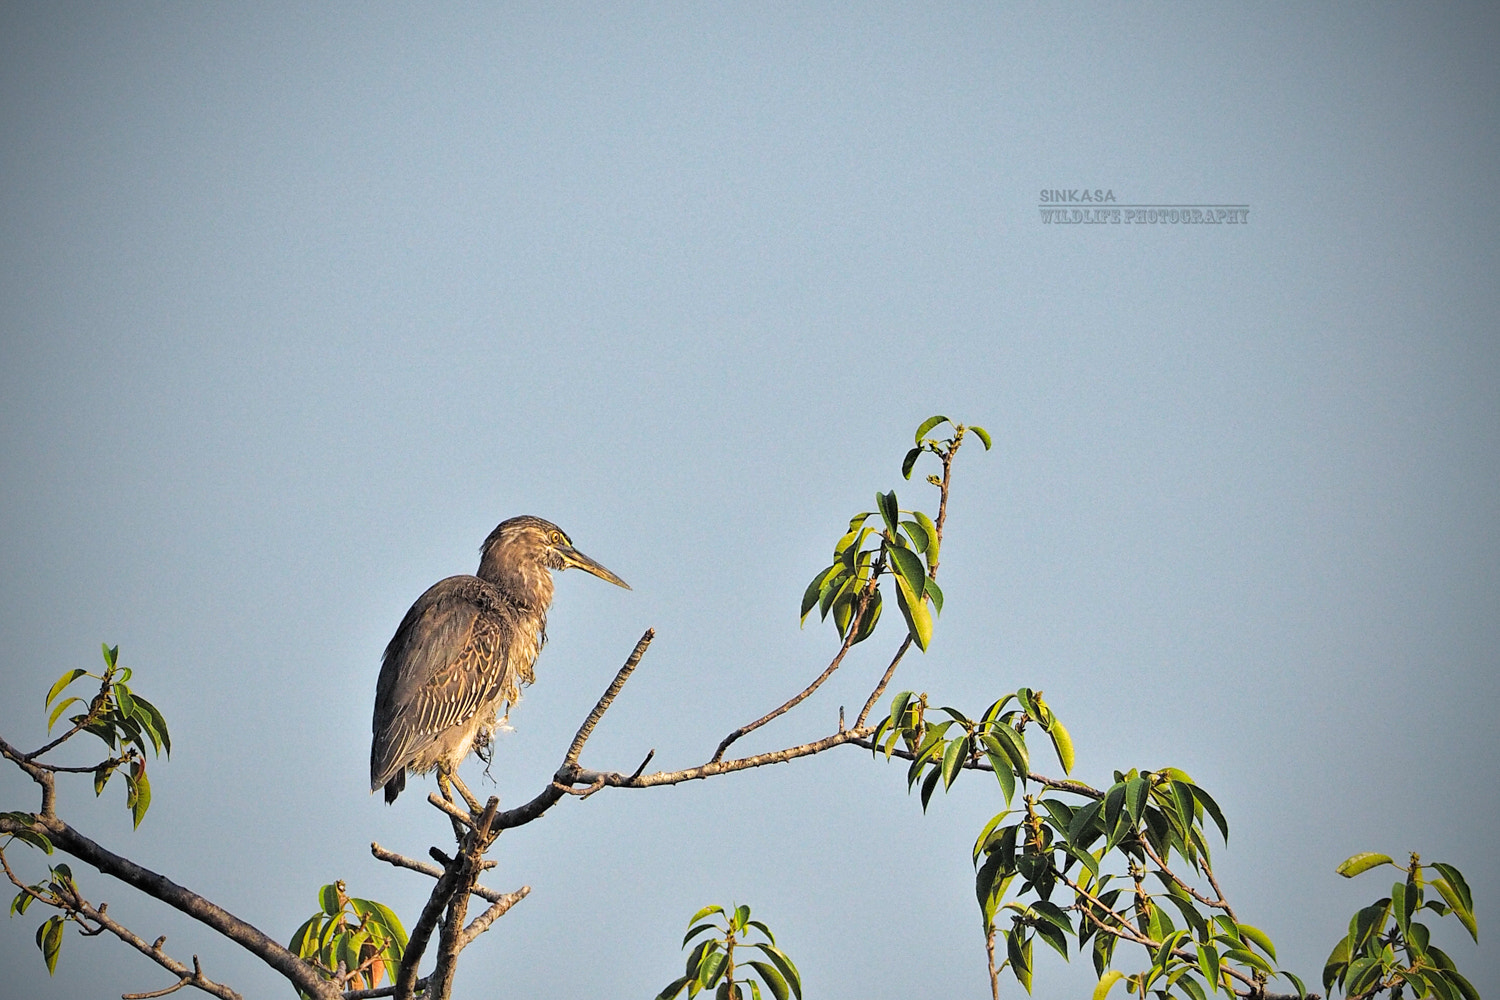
[42,644,171,828]
[799,416,988,652]
[1322,853,1478,1000]
[873,689,1309,1000]
[288,881,408,995]
[901,414,992,482]
[871,688,1074,811]
[800,491,942,650]
[9,863,79,974]
[657,904,802,1000]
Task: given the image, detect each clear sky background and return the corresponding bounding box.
[2,5,1496,999]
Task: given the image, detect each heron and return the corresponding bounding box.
[370,515,630,803]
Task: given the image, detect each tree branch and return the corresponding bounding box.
[711,617,862,763]
[29,815,340,1000]
[458,887,529,949]
[369,843,509,904]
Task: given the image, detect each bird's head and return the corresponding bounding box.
[478,515,630,607]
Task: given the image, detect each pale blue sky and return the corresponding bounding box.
[2,5,1496,998]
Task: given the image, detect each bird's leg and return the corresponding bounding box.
[450,772,483,814]
[435,768,469,842]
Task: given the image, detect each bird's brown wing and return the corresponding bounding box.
[370,576,508,795]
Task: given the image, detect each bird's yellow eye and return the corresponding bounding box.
[550,531,564,545]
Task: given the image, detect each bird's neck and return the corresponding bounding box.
[477,553,555,615]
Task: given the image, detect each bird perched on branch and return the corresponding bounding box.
[371,516,630,803]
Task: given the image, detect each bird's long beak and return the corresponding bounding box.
[558,546,631,590]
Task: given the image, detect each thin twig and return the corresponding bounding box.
[1138,838,1232,912]
[122,975,193,998]
[426,793,476,829]
[572,726,875,790]
[712,623,863,763]
[342,974,432,1000]
[563,629,655,767]
[369,844,508,904]
[458,887,530,948]
[855,636,913,728]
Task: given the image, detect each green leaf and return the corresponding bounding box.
[1059,842,1100,882]
[1031,899,1073,936]
[970,424,993,449]
[46,698,83,733]
[747,962,789,1000]
[983,746,1016,804]
[893,572,933,650]
[912,510,939,565]
[1177,971,1209,1000]
[1336,852,1395,878]
[113,683,136,721]
[941,736,969,790]
[919,762,943,811]
[7,823,54,855]
[1405,919,1431,961]
[876,490,900,536]
[916,415,949,442]
[901,447,921,480]
[1046,717,1074,774]
[1007,927,1033,993]
[973,811,1015,862]
[697,950,727,989]
[1440,967,1481,1000]
[366,901,408,951]
[1391,880,1411,938]
[657,975,693,1000]
[899,519,930,554]
[1422,969,1461,1000]
[1188,784,1229,843]
[1237,923,1276,962]
[1168,781,1197,833]
[1124,775,1147,825]
[922,576,943,615]
[1431,879,1477,943]
[126,763,151,828]
[748,943,802,1000]
[1431,863,1473,914]
[1093,969,1125,1000]
[319,883,343,917]
[1322,936,1350,994]
[102,643,119,670]
[1196,942,1221,993]
[45,670,88,710]
[687,905,726,928]
[36,914,65,974]
[887,544,927,601]
[732,904,750,933]
[683,922,721,947]
[982,724,1029,776]
[888,691,914,731]
[1037,798,1074,834]
[1034,918,1069,959]
[800,566,836,623]
[1278,969,1308,999]
[1224,946,1275,975]
[1344,955,1382,996]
